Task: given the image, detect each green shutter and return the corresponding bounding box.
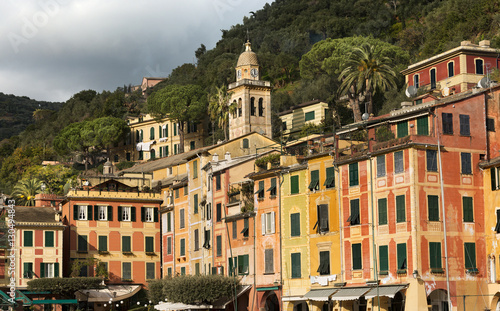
[108,206,113,221]
[87,205,92,220]
[216,235,222,256]
[290,175,299,194]
[54,263,59,277]
[429,242,442,269]
[131,206,136,222]
[349,163,359,186]
[492,168,497,191]
[379,245,388,272]
[325,167,335,188]
[180,239,185,256]
[305,111,315,121]
[464,243,476,268]
[78,235,87,252]
[146,237,154,253]
[45,231,54,247]
[118,206,122,221]
[167,212,171,232]
[40,263,45,278]
[378,198,387,225]
[417,116,429,135]
[73,205,78,220]
[141,207,146,222]
[24,231,33,247]
[463,197,474,222]
[397,121,408,138]
[428,195,439,221]
[352,244,362,270]
[397,243,407,270]
[147,262,155,279]
[291,253,301,278]
[154,207,159,222]
[122,236,131,252]
[308,170,319,190]
[290,213,300,237]
[99,236,107,252]
[396,195,406,223]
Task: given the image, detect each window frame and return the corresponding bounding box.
[24,230,33,247]
[461,152,472,175]
[428,195,440,221]
[442,113,453,135]
[378,198,387,225]
[462,196,474,222]
[290,213,301,237]
[349,163,359,187]
[459,114,470,136]
[394,151,404,174]
[396,195,406,223]
[376,155,386,178]
[427,149,438,172]
[352,243,362,270]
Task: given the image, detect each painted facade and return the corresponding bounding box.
[279,100,329,137]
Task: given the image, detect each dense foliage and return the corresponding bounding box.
[148,275,240,305]
[27,277,102,298]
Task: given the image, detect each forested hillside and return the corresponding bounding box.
[1,0,499,196]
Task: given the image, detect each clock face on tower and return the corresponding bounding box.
[250,68,258,78]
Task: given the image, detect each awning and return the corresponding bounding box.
[256,287,279,292]
[154,302,212,310]
[330,287,371,301]
[213,285,252,308]
[32,299,78,305]
[304,288,338,301]
[364,285,406,299]
[282,296,306,302]
[77,285,141,302]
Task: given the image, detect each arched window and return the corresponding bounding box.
[413,74,420,88]
[135,130,140,142]
[475,59,484,74]
[140,130,143,142]
[251,97,256,116]
[238,98,242,117]
[150,127,155,140]
[258,98,264,116]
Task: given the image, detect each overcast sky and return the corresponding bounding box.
[0,0,272,102]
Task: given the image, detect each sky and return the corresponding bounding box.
[0,0,272,102]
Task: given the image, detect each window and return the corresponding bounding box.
[308,170,319,191]
[180,238,186,256]
[173,123,177,136]
[119,206,135,222]
[325,167,335,188]
[496,210,500,234]
[396,195,406,223]
[376,155,386,177]
[97,235,107,252]
[379,245,388,274]
[314,204,329,232]
[76,205,91,220]
[429,242,443,272]
[122,236,131,253]
[305,111,315,122]
[183,185,188,196]
[290,213,300,237]
[448,62,454,77]
[150,127,155,140]
[258,98,264,116]
[464,243,476,270]
[194,229,199,250]
[174,144,178,155]
[242,218,249,237]
[180,209,185,228]
[265,249,274,273]
[122,262,131,280]
[413,74,419,88]
[203,229,211,249]
[24,231,33,247]
[459,115,470,136]
[97,205,111,221]
[349,163,359,186]
[352,243,362,270]
[180,267,186,275]
[430,68,436,89]
[216,235,222,257]
[238,254,249,274]
[243,138,249,148]
[150,149,156,160]
[190,141,195,150]
[216,174,221,191]
[167,267,172,276]
[195,263,200,275]
[394,151,404,174]
[291,253,301,278]
[251,97,256,116]
[256,180,265,199]
[142,207,155,222]
[463,196,474,222]
[318,251,330,275]
[163,125,168,137]
[427,150,438,172]
[461,153,472,174]
[262,212,276,235]
[232,221,237,240]
[428,195,439,221]
[417,116,429,135]
[475,59,484,74]
[193,160,198,179]
[167,237,172,255]
[282,121,287,131]
[167,212,172,232]
[216,203,222,222]
[442,113,453,134]
[146,262,155,280]
[145,236,154,253]
[397,243,407,273]
[194,194,199,214]
[348,199,360,226]
[175,189,179,199]
[40,263,58,278]
[397,121,408,138]
[78,235,87,252]
[268,178,277,197]
[378,198,387,225]
[23,263,33,279]
[487,118,495,132]
[138,151,143,161]
[290,175,299,194]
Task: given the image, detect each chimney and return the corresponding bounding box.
[225,152,231,161]
[461,40,472,46]
[479,40,490,47]
[212,153,219,162]
[401,101,413,108]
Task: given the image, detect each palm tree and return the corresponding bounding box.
[11,178,43,206]
[208,86,234,142]
[338,44,397,122]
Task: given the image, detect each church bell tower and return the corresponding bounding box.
[228,41,272,140]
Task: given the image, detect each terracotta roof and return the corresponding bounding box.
[13,206,61,224]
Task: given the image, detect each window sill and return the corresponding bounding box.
[466,268,478,275]
[145,252,157,256]
[98,251,109,255]
[122,251,133,255]
[431,268,444,274]
[270,195,277,199]
[77,250,88,254]
[122,279,133,282]
[263,272,275,275]
[379,271,389,276]
[397,269,407,274]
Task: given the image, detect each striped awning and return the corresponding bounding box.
[364,285,406,299]
[304,288,338,301]
[330,287,371,301]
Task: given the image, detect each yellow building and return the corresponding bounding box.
[279,100,329,137]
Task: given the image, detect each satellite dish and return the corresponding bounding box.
[441,87,450,97]
[405,86,417,98]
[362,112,369,121]
[478,77,491,88]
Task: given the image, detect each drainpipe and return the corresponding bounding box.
[333,130,344,284]
[277,171,284,311]
[368,155,380,311]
